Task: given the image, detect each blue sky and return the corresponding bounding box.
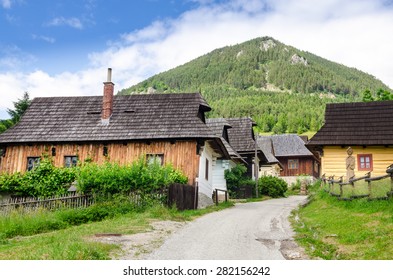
[1,0,393,119]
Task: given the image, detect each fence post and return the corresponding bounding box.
[388,174,393,198]
[215,189,218,206]
[194,178,198,210]
[368,180,372,198]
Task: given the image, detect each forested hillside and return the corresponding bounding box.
[119,37,391,134]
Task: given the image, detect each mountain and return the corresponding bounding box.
[118,37,391,134]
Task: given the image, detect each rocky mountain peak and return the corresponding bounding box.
[291,54,308,66]
[260,39,276,51]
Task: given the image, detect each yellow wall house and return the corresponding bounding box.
[307,101,393,181]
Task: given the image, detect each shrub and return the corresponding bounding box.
[0,155,188,198]
[0,156,76,197]
[76,157,188,196]
[224,164,257,198]
[258,176,288,198]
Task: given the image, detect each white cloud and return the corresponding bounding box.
[31,34,56,44]
[47,17,83,29]
[0,45,37,70]
[1,0,11,9]
[1,0,393,119]
[87,0,393,89]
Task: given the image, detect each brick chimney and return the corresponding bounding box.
[102,68,114,124]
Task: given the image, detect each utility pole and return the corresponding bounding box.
[254,131,259,198]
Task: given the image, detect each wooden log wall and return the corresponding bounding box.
[0,140,200,185]
[279,157,316,177]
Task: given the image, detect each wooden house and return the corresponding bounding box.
[307,101,393,180]
[206,118,246,192]
[258,134,320,184]
[256,136,282,177]
[0,69,229,202]
[225,117,267,179]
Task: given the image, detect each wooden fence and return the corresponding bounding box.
[321,165,393,201]
[0,182,196,215]
[0,189,167,216]
[234,185,253,199]
[168,183,198,210]
[0,193,94,216]
[213,188,228,206]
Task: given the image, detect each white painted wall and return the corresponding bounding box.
[212,159,236,191]
[259,163,281,177]
[251,157,260,180]
[197,143,214,198]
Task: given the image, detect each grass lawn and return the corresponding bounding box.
[325,177,392,199]
[0,202,233,260]
[292,185,393,259]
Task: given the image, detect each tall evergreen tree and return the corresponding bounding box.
[7,92,31,124]
[1,92,32,133]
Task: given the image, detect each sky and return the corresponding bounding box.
[1,0,393,119]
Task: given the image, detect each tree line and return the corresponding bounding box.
[0,92,31,133]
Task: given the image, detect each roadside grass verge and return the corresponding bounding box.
[292,186,393,259]
[329,177,391,199]
[0,201,234,260]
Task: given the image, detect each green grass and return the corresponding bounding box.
[0,201,234,260]
[292,185,393,259]
[326,177,392,199]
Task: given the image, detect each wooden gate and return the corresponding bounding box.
[168,183,198,210]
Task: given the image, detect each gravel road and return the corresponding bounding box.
[147,195,308,260]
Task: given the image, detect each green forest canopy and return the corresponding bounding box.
[119,37,392,134]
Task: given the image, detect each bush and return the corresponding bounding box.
[0,156,76,197]
[0,155,188,198]
[76,157,187,196]
[258,176,288,198]
[224,164,253,197]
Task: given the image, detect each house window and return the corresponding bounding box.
[64,156,78,168]
[146,154,164,166]
[27,157,40,171]
[51,147,56,156]
[205,158,210,180]
[288,159,299,170]
[103,145,108,157]
[357,154,373,171]
[314,161,319,173]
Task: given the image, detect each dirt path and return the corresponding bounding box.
[90,220,188,259]
[92,196,309,260]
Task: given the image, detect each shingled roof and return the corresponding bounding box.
[308,101,393,146]
[206,118,245,163]
[269,134,313,157]
[256,137,279,164]
[0,93,218,144]
[226,117,258,153]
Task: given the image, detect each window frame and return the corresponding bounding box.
[205,158,209,180]
[27,157,40,171]
[146,154,164,166]
[288,159,299,170]
[357,154,373,171]
[64,156,78,168]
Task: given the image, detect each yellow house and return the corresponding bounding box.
[307,101,393,181]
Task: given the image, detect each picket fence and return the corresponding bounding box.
[0,193,93,216]
[0,189,168,216]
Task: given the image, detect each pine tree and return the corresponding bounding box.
[7,92,31,124]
